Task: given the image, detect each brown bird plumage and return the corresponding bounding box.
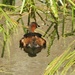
[19,22,46,57]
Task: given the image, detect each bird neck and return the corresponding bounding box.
[29,24,37,32]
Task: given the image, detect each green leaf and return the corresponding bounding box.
[0,24,4,32]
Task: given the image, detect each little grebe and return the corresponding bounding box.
[19,22,46,57]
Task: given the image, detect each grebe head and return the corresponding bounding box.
[29,22,40,32]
